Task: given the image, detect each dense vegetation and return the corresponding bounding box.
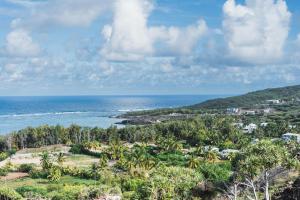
[0,114,299,199]
[1,85,300,199]
[0,116,285,151]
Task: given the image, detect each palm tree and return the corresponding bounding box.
[47,166,61,182]
[41,151,52,170]
[142,155,157,170]
[187,155,200,169]
[90,162,101,183]
[204,150,219,163]
[171,140,183,152]
[99,154,108,169]
[107,142,126,160]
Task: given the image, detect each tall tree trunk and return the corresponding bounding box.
[264,171,270,200]
[233,183,238,200]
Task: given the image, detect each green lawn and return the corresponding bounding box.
[0,175,97,189]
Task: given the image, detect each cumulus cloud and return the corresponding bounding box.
[5,29,40,57]
[101,0,153,61]
[150,20,207,56]
[223,0,291,64]
[101,0,207,61]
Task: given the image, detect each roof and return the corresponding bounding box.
[283,133,300,137]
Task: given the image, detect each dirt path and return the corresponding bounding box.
[0,172,28,181]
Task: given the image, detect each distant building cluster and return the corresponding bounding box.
[232,121,300,143]
[226,107,273,116]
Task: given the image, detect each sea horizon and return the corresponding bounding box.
[0,95,224,135]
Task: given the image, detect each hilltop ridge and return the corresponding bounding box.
[190,85,300,109]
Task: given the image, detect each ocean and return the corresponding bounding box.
[0,95,220,135]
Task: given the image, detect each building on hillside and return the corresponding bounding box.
[289,124,297,129]
[266,99,281,104]
[260,122,268,127]
[282,133,300,143]
[226,108,240,115]
[243,123,257,134]
[263,108,273,114]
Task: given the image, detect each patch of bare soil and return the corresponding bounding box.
[0,172,28,181]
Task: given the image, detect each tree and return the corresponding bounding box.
[187,155,200,169]
[47,166,61,182]
[99,154,108,169]
[40,151,52,170]
[235,140,299,200]
[107,141,126,160]
[204,150,219,163]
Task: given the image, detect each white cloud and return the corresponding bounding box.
[5,29,40,57]
[9,0,112,28]
[150,19,207,56]
[223,0,291,64]
[101,0,153,61]
[101,0,207,61]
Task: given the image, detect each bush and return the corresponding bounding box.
[69,144,83,154]
[0,167,8,176]
[69,144,102,157]
[7,149,17,156]
[122,178,145,191]
[18,164,35,173]
[0,152,8,161]
[16,186,47,197]
[29,169,48,179]
[77,186,107,200]
[51,185,85,200]
[0,187,23,200]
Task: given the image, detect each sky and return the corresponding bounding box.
[0,0,300,96]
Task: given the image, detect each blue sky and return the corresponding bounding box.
[0,0,300,95]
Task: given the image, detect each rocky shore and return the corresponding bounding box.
[115,113,196,125]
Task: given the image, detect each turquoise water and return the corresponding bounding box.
[0,95,220,135]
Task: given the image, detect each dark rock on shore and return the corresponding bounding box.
[115,113,196,125]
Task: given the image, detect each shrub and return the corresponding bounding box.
[7,149,17,156]
[0,167,8,176]
[0,187,23,200]
[69,144,102,157]
[29,169,48,179]
[77,186,107,200]
[16,186,47,197]
[0,152,8,161]
[18,164,35,173]
[69,144,83,154]
[51,185,85,200]
[47,166,62,182]
[122,178,145,191]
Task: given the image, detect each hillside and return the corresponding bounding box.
[189,85,300,109]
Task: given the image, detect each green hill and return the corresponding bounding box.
[190,85,300,109]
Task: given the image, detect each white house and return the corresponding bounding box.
[204,146,219,153]
[227,108,240,114]
[244,110,256,115]
[282,133,300,143]
[260,122,268,127]
[266,99,281,104]
[243,123,257,134]
[289,125,297,129]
